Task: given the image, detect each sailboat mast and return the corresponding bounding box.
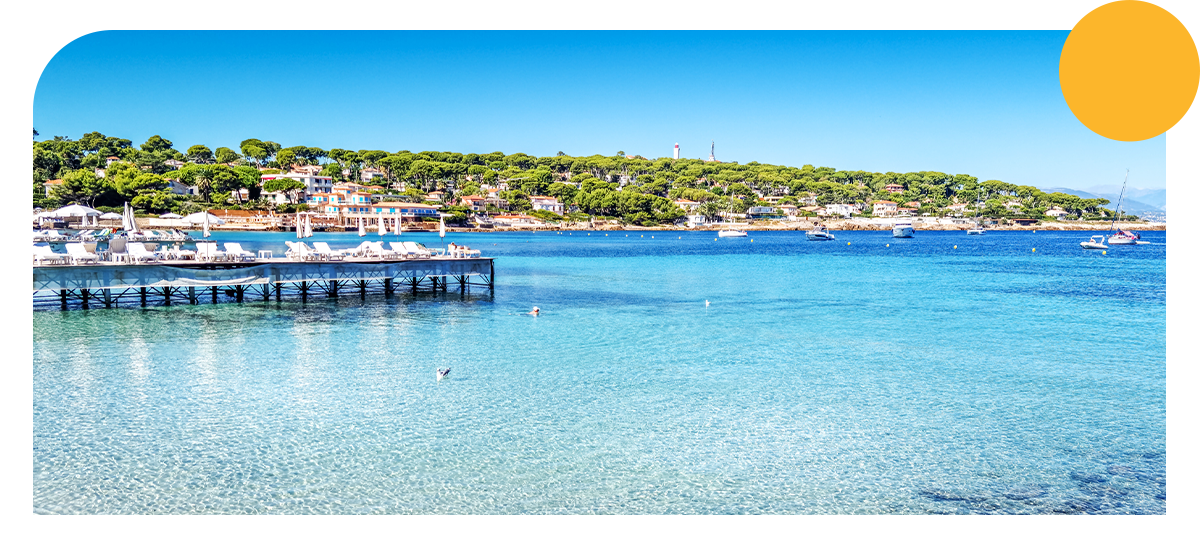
[1108,170,1129,233]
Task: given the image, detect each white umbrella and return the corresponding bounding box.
[304,214,313,238]
[378,213,386,236]
[160,212,183,219]
[123,202,140,233]
[396,216,403,237]
[202,208,212,238]
[358,216,366,237]
[181,212,225,225]
[296,213,303,239]
[439,214,446,239]
[51,204,101,218]
[99,212,123,220]
[393,216,402,236]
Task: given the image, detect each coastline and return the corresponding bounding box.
[139,219,1166,233]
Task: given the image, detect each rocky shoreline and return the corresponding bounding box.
[134,217,1166,233]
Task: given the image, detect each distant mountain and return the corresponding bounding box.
[1126,188,1166,210]
[1040,187,1165,217]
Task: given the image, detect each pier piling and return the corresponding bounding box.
[34,258,495,310]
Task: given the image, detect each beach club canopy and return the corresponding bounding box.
[99,212,124,220]
[51,204,101,218]
[182,212,225,225]
[160,212,183,219]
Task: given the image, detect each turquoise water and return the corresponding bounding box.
[32,230,1166,514]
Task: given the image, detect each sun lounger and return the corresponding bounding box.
[223,242,256,261]
[285,241,320,261]
[65,242,100,264]
[125,242,160,263]
[33,245,69,265]
[312,242,345,261]
[401,242,432,259]
[163,244,196,261]
[365,241,400,260]
[195,242,229,262]
[387,242,415,259]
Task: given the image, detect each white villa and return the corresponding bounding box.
[872,200,898,216]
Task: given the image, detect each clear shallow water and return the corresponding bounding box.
[33,230,1166,514]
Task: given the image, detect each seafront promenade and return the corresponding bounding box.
[32,256,494,310]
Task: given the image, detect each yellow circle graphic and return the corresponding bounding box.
[1060,1,1199,141]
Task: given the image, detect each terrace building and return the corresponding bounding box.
[872,200,898,216]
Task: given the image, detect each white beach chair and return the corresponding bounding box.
[285,241,320,261]
[401,242,432,259]
[363,241,390,259]
[223,242,256,261]
[312,242,345,261]
[33,245,69,265]
[125,242,161,263]
[65,242,100,264]
[165,244,196,261]
[196,242,229,262]
[387,242,415,259]
[340,242,370,258]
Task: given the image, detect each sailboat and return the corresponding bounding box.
[716,203,748,237]
[1106,171,1141,245]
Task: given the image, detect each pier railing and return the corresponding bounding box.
[32,258,494,310]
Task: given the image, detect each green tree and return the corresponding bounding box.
[215,147,242,165]
[262,177,305,204]
[186,145,214,164]
[51,169,107,206]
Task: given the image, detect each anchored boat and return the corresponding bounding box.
[892,219,914,238]
[1106,171,1141,245]
[806,224,835,241]
[1080,235,1108,250]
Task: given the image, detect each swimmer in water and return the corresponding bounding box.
[529,307,540,316]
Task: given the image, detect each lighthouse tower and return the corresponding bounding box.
[673,143,679,160]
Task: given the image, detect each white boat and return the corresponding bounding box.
[718,229,748,238]
[806,224,835,241]
[1105,171,1140,245]
[1107,228,1140,245]
[1080,235,1108,249]
[966,224,986,235]
[892,219,914,238]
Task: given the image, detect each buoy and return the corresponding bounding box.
[953,245,957,249]
[678,236,681,239]
[652,236,655,238]
[886,244,890,247]
[847,242,851,245]
[714,238,717,241]
[1032,248,1036,252]
[751,239,753,242]
[1102,251,1107,255]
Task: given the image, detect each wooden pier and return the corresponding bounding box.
[32,257,494,310]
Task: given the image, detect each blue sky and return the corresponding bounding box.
[34,30,1166,191]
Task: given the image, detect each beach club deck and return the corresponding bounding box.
[32,257,495,310]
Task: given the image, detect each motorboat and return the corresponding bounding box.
[1080,235,1108,249]
[718,229,748,238]
[806,224,835,241]
[892,219,914,238]
[966,224,986,235]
